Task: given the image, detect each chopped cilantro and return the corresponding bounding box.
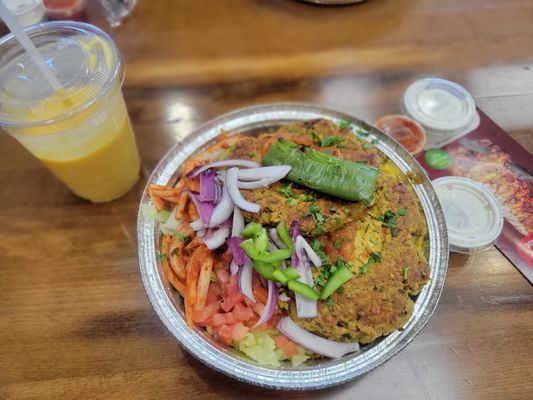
[339,120,353,129]
[301,191,316,202]
[369,238,378,245]
[403,266,410,281]
[359,252,381,275]
[334,239,341,250]
[343,207,350,214]
[228,144,236,152]
[287,197,297,207]
[336,286,345,294]
[248,151,257,158]
[362,138,379,149]
[157,253,166,261]
[278,182,295,199]
[330,207,337,212]
[326,298,336,307]
[335,217,343,226]
[176,232,191,244]
[320,136,345,148]
[398,207,406,216]
[311,131,322,146]
[356,128,369,137]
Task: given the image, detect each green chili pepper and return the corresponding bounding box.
[284,266,301,281]
[277,221,292,249]
[242,222,269,252]
[272,268,289,283]
[288,280,320,300]
[263,139,379,205]
[240,240,291,267]
[319,266,353,299]
[252,260,277,281]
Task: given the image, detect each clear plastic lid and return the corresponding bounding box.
[403,78,476,133]
[0,21,121,128]
[432,176,504,253]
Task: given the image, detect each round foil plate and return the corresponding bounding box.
[137,103,449,390]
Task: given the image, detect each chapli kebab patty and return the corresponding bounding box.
[224,119,430,344]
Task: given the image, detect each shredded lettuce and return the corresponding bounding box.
[236,331,280,367]
[235,329,310,367]
[141,204,171,223]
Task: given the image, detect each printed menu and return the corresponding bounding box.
[415,109,533,283]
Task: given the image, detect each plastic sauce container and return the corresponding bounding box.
[403,78,476,137]
[0,22,140,203]
[3,0,46,26]
[432,177,504,253]
[43,0,86,21]
[375,114,427,155]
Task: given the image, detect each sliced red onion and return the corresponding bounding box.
[237,178,278,189]
[197,229,207,238]
[279,292,291,302]
[236,166,291,181]
[202,227,230,250]
[209,174,235,227]
[225,167,260,213]
[190,218,205,231]
[290,221,301,240]
[295,235,322,267]
[230,258,239,276]
[186,190,215,226]
[294,259,317,319]
[269,228,286,249]
[277,317,360,358]
[253,279,277,328]
[199,169,216,202]
[190,159,260,177]
[161,206,181,233]
[226,236,250,266]
[290,221,317,319]
[232,206,244,237]
[238,261,255,301]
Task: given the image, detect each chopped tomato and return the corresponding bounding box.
[216,324,233,345]
[192,302,219,323]
[211,312,238,326]
[281,341,299,357]
[252,286,268,304]
[205,283,221,305]
[230,322,249,341]
[274,334,289,348]
[251,302,265,316]
[220,291,242,312]
[232,303,255,322]
[215,268,230,288]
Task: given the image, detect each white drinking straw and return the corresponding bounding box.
[0,0,65,94]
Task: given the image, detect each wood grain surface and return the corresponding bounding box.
[1,1,533,399]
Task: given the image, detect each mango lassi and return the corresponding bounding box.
[0,22,140,202]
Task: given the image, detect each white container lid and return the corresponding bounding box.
[3,0,45,27]
[404,78,476,133]
[432,176,504,253]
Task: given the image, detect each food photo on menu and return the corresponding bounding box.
[0,0,532,398]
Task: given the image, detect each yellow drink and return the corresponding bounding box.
[15,88,140,202]
[0,22,140,202]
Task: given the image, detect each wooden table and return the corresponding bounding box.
[1,1,532,399]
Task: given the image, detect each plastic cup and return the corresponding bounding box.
[0,21,140,202]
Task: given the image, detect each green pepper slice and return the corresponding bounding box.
[284,266,301,281]
[319,266,353,299]
[288,280,320,300]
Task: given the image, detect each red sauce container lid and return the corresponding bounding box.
[375,114,427,155]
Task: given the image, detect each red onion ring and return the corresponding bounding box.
[225,167,260,213]
[277,317,360,358]
[253,279,277,328]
